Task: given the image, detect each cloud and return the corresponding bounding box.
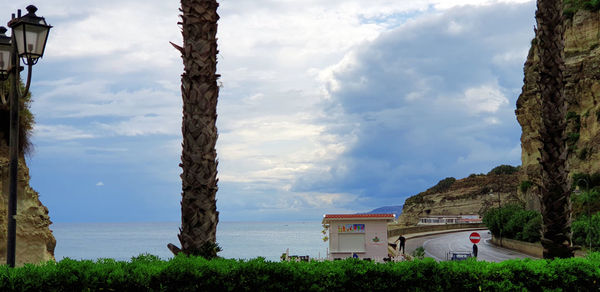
[34,124,94,141]
[96,182,104,186]
[461,84,509,114]
[8,0,537,222]
[291,1,535,207]
[41,0,181,74]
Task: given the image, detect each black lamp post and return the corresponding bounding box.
[1,5,51,268]
[575,178,591,252]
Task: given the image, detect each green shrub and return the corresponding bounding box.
[584,0,600,10]
[488,165,519,175]
[571,172,600,190]
[591,172,600,188]
[578,147,589,160]
[520,215,542,242]
[566,111,582,133]
[483,204,541,243]
[519,180,533,193]
[412,247,425,260]
[566,111,579,120]
[428,177,456,193]
[572,212,600,251]
[568,132,580,145]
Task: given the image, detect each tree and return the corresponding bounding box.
[167,0,221,258]
[535,0,574,258]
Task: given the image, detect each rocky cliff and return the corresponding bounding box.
[0,147,55,265]
[397,172,520,226]
[516,9,600,205]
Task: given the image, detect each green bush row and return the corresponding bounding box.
[483,204,542,243]
[1,254,600,291]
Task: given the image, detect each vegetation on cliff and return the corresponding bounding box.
[404,177,456,206]
[564,0,600,18]
[487,165,519,175]
[0,80,34,154]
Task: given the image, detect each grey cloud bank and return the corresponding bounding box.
[291,2,535,210]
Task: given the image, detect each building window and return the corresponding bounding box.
[337,233,366,252]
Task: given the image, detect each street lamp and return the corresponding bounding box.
[2,5,51,268]
[0,27,10,80]
[574,178,591,252]
[490,189,502,246]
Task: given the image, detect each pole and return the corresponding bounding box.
[498,192,502,247]
[588,194,591,251]
[6,32,19,268]
[577,179,591,252]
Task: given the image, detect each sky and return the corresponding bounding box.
[0,0,536,222]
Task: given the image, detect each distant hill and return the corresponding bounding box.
[363,205,403,216]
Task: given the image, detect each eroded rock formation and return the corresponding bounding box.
[516,9,600,206]
[0,147,55,266]
[397,173,520,226]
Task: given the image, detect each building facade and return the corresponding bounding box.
[322,214,395,261]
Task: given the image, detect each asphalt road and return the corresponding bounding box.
[404,230,537,262]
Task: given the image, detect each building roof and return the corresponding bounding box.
[322,213,396,224]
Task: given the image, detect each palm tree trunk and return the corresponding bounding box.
[535,0,574,258]
[168,0,220,258]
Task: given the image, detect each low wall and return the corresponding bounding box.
[490,236,542,258]
[388,223,486,237]
[489,237,590,258]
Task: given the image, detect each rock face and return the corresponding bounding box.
[516,9,600,206]
[397,173,520,226]
[0,147,55,265]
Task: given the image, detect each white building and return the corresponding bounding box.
[417,215,481,225]
[322,214,396,262]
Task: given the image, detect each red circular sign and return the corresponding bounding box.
[469,232,481,244]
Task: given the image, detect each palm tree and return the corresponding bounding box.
[535,0,574,258]
[167,0,221,258]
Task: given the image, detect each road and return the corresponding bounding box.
[403,230,537,262]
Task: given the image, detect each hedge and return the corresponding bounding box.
[0,253,599,291]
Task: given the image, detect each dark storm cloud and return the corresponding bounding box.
[294,2,536,209]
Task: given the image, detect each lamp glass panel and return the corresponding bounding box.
[13,24,49,58]
[13,25,25,57]
[0,46,10,71]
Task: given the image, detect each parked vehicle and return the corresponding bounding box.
[446,251,472,261]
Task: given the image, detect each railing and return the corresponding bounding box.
[282,256,407,263]
[388,223,486,237]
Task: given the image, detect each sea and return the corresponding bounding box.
[52,221,327,262]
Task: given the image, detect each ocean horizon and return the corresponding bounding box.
[51,221,327,262]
